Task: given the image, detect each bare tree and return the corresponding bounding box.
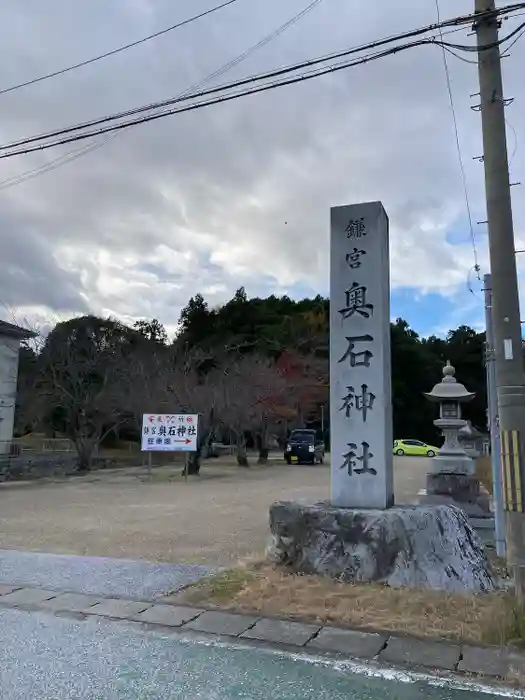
[116,341,174,434]
[205,354,292,467]
[35,317,132,471]
[211,361,251,466]
[38,353,123,470]
[274,351,328,429]
[246,357,294,464]
[172,350,226,474]
[116,341,224,475]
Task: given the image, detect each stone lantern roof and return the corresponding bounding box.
[424,361,475,403]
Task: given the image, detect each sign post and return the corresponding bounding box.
[141,414,199,475]
[329,201,393,509]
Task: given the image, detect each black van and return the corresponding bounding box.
[284,429,325,465]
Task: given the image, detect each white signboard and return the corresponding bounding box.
[329,201,393,509]
[141,413,199,452]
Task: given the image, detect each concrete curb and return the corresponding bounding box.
[1,582,524,688]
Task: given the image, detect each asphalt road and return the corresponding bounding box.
[0,459,513,699]
[0,607,508,700]
[0,549,213,598]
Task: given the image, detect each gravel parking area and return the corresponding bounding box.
[0,458,427,565]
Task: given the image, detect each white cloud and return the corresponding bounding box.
[0,0,523,334]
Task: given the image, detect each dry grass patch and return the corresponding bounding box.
[485,600,525,649]
[182,564,525,646]
[184,567,259,603]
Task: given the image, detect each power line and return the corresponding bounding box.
[439,8,525,52]
[0,0,325,189]
[506,116,518,164]
[5,1,522,105]
[501,22,525,53]
[467,264,483,300]
[0,38,482,158]
[0,13,507,154]
[193,0,325,84]
[442,45,479,64]
[434,0,480,279]
[2,9,525,159]
[437,12,525,65]
[3,13,521,156]
[0,135,118,191]
[4,28,456,151]
[0,0,243,97]
[13,13,525,152]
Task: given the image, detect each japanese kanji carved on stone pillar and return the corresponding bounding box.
[330,202,393,509]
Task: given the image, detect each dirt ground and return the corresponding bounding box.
[0,456,427,565]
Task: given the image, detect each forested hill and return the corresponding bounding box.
[175,289,487,442]
[15,288,488,458]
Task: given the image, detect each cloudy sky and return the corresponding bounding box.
[0,0,524,339]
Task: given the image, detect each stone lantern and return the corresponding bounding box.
[424,361,475,475]
[420,361,493,541]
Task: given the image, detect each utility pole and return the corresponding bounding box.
[475,0,525,598]
[484,274,506,556]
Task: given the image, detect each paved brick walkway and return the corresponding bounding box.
[0,582,523,686]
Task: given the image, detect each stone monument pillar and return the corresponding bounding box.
[265,207,495,592]
[421,361,494,539]
[329,201,393,509]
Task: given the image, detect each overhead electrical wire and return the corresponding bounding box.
[2,7,525,159]
[438,10,525,64]
[190,0,325,86]
[1,0,523,103]
[441,45,479,64]
[0,135,118,191]
[0,0,243,97]
[434,0,480,279]
[0,22,492,152]
[506,117,518,164]
[3,8,523,157]
[445,8,525,49]
[501,22,525,53]
[0,38,485,158]
[0,0,325,189]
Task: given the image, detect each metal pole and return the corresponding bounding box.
[475,1,525,599]
[484,274,506,556]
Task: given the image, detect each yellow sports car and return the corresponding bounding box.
[393,439,439,457]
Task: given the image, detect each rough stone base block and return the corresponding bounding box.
[428,455,475,476]
[424,473,491,517]
[267,501,496,593]
[470,517,496,546]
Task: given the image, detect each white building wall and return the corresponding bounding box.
[0,335,21,453]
